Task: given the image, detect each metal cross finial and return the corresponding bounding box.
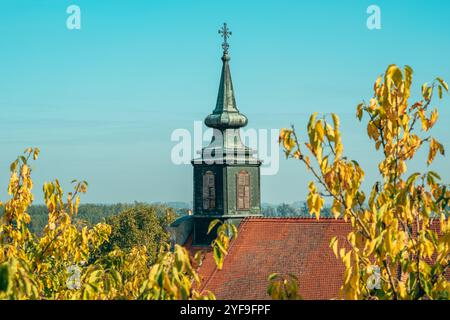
[218,23,232,53]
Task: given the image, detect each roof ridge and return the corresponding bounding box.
[242,216,348,223]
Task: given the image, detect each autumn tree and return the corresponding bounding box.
[0,149,217,300]
[102,205,175,264]
[279,65,450,299]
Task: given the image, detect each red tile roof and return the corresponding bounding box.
[186,217,352,300]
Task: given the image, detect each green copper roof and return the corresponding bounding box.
[194,24,260,164]
[204,52,248,129]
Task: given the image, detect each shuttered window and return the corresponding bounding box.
[203,171,216,210]
[237,171,250,210]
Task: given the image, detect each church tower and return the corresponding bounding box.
[191,24,262,245]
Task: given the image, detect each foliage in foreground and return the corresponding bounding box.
[207,219,238,270]
[267,273,302,300]
[280,65,450,299]
[0,149,214,299]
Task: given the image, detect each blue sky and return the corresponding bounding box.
[0,0,449,204]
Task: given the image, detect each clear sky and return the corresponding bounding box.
[0,0,449,204]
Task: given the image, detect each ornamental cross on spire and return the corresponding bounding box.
[218,23,232,53]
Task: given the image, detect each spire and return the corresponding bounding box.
[205,23,248,129]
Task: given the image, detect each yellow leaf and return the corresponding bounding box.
[436,77,448,91]
[304,156,310,168]
[332,113,340,130]
[429,109,438,127]
[325,123,335,140]
[330,237,339,257]
[315,121,325,142]
[386,64,402,87]
[428,138,445,165]
[331,200,341,219]
[343,251,352,269]
[356,103,364,121]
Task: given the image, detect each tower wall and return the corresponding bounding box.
[225,165,261,216]
[193,164,226,216]
[192,162,261,245]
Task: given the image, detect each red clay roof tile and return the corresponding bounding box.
[186,217,352,300]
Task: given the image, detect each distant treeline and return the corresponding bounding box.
[261,203,333,218]
[0,202,190,235]
[0,201,331,235]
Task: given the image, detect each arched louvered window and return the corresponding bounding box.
[237,170,250,210]
[203,171,216,210]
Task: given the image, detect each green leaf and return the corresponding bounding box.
[215,240,228,255]
[268,273,278,281]
[0,263,11,293]
[10,159,18,172]
[406,172,421,187]
[207,219,222,235]
[213,246,223,270]
[428,171,441,180]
